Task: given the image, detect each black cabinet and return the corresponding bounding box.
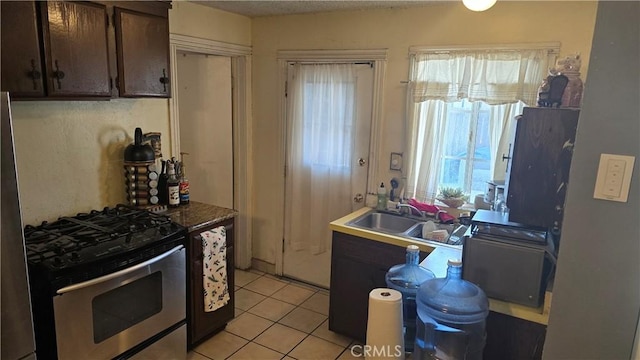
[187,217,235,347]
[505,107,580,229]
[329,231,426,342]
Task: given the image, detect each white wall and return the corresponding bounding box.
[12,2,251,225]
[12,99,171,225]
[169,1,251,46]
[177,53,234,209]
[250,1,598,264]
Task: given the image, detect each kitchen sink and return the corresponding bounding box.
[346,210,467,246]
[347,211,420,234]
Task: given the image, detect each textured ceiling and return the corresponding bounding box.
[192,0,439,18]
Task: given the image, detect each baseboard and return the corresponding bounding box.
[250,258,275,274]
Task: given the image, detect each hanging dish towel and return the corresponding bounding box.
[201,226,230,312]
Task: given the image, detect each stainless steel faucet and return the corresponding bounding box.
[396,203,426,218]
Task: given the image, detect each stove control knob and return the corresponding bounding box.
[70,252,80,261]
[159,226,168,236]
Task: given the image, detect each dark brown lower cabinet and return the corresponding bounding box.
[329,231,426,343]
[329,231,547,358]
[187,217,235,348]
[484,311,546,360]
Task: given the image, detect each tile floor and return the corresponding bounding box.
[188,269,364,360]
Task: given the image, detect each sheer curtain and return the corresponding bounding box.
[405,47,553,202]
[285,63,356,254]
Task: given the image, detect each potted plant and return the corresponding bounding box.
[437,187,468,209]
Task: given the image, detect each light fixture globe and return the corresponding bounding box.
[463,0,497,11]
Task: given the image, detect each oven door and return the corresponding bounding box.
[53,245,185,360]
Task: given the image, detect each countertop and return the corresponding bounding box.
[330,206,551,325]
[163,201,237,232]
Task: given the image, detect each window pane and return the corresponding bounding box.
[302,81,355,168]
[469,101,492,197]
[440,100,471,190]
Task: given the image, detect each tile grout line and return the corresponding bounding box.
[215,270,351,360]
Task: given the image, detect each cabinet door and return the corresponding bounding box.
[41,1,111,97]
[188,217,235,347]
[1,1,45,97]
[484,311,546,359]
[329,232,416,343]
[114,8,170,97]
[506,108,579,228]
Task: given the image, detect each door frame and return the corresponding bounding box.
[169,34,253,269]
[275,49,388,276]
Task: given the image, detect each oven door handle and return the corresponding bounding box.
[56,245,184,295]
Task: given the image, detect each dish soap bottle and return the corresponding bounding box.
[179,152,190,205]
[377,182,387,210]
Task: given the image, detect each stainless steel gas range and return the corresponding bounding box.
[25,205,187,359]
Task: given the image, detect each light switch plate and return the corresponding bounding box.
[593,153,635,202]
[390,152,403,171]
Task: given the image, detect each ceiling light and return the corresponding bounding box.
[463,0,497,12]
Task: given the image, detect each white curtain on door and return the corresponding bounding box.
[405,48,551,201]
[285,63,356,255]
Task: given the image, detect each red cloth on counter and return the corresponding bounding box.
[407,198,456,224]
[407,198,439,213]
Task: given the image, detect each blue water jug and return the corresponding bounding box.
[385,245,435,353]
[414,259,489,360]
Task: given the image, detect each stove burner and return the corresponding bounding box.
[24,204,183,275]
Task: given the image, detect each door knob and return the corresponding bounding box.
[354,193,364,203]
[358,158,366,166]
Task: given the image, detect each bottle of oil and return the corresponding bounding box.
[158,160,169,205]
[179,152,190,205]
[167,161,180,207]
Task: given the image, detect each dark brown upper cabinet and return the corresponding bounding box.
[114,7,170,98]
[1,1,45,97]
[41,1,111,97]
[0,1,171,100]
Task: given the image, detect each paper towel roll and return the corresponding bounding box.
[366,288,405,360]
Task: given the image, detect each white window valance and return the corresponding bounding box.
[409,44,559,106]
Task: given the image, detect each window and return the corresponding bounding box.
[404,44,557,203]
[439,100,491,198]
[302,80,355,168]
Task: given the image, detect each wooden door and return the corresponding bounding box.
[114,8,170,97]
[1,1,45,97]
[506,107,579,229]
[283,63,373,288]
[41,1,111,97]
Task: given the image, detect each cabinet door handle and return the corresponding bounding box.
[159,68,169,92]
[53,60,65,89]
[29,59,41,90]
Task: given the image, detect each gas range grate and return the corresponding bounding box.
[24,205,183,275]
